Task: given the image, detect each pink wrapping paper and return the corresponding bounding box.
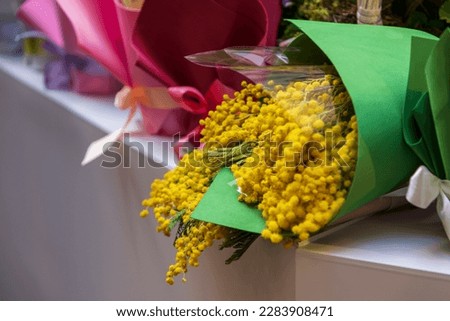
[55,0,130,84]
[18,0,122,95]
[114,1,189,135]
[71,66,122,96]
[133,0,282,91]
[17,0,67,49]
[18,0,282,137]
[133,0,281,136]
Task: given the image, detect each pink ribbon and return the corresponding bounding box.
[168,79,234,116]
[168,79,235,157]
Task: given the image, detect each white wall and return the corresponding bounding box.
[0,0,23,15]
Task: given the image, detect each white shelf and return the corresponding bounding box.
[299,207,450,277]
[296,207,450,299]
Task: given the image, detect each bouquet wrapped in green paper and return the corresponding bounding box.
[142,21,450,284]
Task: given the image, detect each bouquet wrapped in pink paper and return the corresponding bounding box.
[18,0,281,138]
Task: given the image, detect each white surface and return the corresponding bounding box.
[0,56,125,132]
[296,207,450,299]
[300,208,450,275]
[0,0,17,15]
[0,56,177,169]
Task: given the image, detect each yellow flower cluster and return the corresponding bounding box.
[167,221,225,284]
[142,150,209,233]
[143,75,358,284]
[142,150,226,284]
[143,85,272,284]
[200,82,274,147]
[231,76,358,242]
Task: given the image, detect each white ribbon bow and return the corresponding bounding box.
[81,86,178,166]
[406,165,450,240]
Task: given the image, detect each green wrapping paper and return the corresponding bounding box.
[401,28,450,240]
[404,29,450,180]
[288,20,437,220]
[193,168,266,234]
[192,21,447,233]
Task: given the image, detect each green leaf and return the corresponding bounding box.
[440,0,450,23]
[220,229,259,264]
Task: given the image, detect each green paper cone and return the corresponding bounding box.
[192,21,445,233]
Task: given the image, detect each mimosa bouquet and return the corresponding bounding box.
[145,21,449,284]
